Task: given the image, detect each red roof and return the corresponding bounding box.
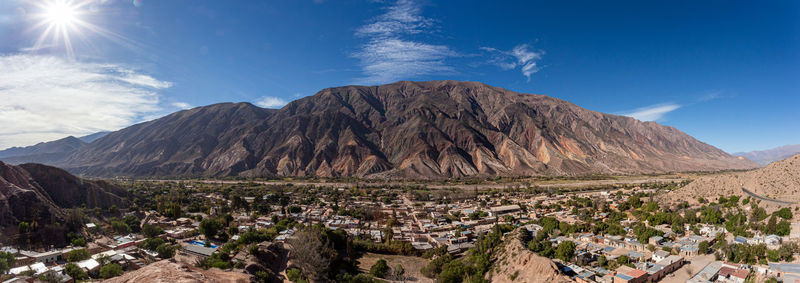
[626,269,648,278]
[733,269,750,279]
[718,267,736,277]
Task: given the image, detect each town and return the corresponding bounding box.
[1,177,799,283]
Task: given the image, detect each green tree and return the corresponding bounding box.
[142,238,165,251]
[286,268,306,283]
[142,224,164,238]
[199,218,224,240]
[617,255,630,265]
[65,263,88,280]
[555,241,576,262]
[370,259,390,278]
[776,208,793,220]
[777,221,791,236]
[71,237,87,247]
[0,251,15,274]
[100,263,123,279]
[122,215,141,233]
[767,215,778,234]
[768,249,781,262]
[111,219,130,235]
[66,249,91,262]
[597,255,608,268]
[156,244,177,259]
[18,222,30,234]
[699,241,710,254]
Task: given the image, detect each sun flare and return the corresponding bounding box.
[44,1,79,27]
[31,0,92,58]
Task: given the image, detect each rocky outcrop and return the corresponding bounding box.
[0,161,63,230]
[243,242,289,283]
[38,80,756,179]
[488,231,574,283]
[102,259,252,283]
[18,163,129,209]
[0,161,128,239]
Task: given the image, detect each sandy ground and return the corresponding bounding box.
[102,259,252,283]
[659,254,714,283]
[357,253,433,282]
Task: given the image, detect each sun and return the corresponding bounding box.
[31,0,93,58]
[43,1,79,27]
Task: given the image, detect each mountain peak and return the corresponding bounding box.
[41,80,756,179]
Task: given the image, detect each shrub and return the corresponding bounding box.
[66,249,90,262]
[65,263,88,280]
[287,268,306,283]
[100,263,123,279]
[369,259,390,278]
[142,238,165,251]
[156,244,177,259]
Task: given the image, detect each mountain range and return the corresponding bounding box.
[0,132,109,164]
[0,81,758,179]
[734,144,800,165]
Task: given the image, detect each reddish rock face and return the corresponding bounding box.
[0,161,127,236]
[52,80,756,179]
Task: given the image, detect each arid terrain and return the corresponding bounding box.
[661,154,800,212]
[102,259,252,283]
[1,81,757,179]
[487,232,574,283]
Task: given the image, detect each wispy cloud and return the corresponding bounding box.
[0,54,170,149]
[697,91,722,102]
[171,102,192,109]
[481,44,544,81]
[620,103,681,122]
[254,96,288,109]
[352,0,457,84]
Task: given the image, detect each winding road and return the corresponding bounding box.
[741,187,796,205]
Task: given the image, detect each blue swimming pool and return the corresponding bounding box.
[188,240,218,248]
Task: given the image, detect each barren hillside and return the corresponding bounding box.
[102,260,252,283]
[487,231,574,283]
[29,80,757,179]
[661,154,800,212]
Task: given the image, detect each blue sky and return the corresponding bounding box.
[0,0,797,153]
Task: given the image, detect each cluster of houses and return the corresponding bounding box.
[688,261,752,283]
[1,231,146,282]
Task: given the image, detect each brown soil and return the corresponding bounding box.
[487,232,574,283]
[102,259,252,283]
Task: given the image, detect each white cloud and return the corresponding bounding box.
[621,103,681,122]
[0,54,170,149]
[352,0,457,84]
[171,102,192,109]
[481,44,544,81]
[254,96,288,109]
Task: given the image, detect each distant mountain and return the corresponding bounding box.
[0,132,112,165]
[734,144,800,165]
[0,136,87,164]
[51,81,757,179]
[662,154,800,213]
[0,161,128,244]
[79,131,111,143]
